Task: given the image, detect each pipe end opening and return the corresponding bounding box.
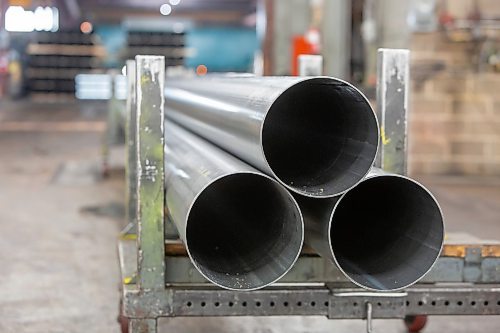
[262,78,378,198]
[330,176,444,290]
[186,173,303,290]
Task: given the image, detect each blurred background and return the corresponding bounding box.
[1,0,500,175]
[0,0,499,332]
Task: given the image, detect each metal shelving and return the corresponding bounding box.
[125,31,188,67]
[26,31,104,97]
[117,53,500,333]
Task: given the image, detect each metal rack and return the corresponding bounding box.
[26,31,105,99]
[118,52,500,333]
[125,31,187,67]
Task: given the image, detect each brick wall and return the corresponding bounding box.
[408,33,500,176]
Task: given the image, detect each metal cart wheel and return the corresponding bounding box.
[404,315,428,333]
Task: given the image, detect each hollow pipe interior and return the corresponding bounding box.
[186,173,303,290]
[262,78,379,197]
[330,175,444,290]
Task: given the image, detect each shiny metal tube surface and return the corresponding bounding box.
[165,76,379,198]
[299,168,444,291]
[164,121,304,291]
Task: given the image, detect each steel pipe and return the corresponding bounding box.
[164,76,379,198]
[299,168,444,291]
[164,121,304,290]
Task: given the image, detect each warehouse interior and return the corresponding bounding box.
[0,0,499,332]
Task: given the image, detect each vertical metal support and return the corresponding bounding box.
[102,71,117,177]
[129,318,157,333]
[272,0,311,75]
[365,302,373,333]
[256,0,274,75]
[123,60,138,236]
[322,0,351,79]
[464,247,482,282]
[135,55,166,291]
[298,55,323,76]
[375,48,410,176]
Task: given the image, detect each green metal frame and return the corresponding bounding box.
[135,55,166,291]
[123,60,138,235]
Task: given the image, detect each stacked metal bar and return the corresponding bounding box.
[162,74,444,291]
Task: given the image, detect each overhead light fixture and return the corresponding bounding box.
[51,8,59,32]
[169,0,181,5]
[34,7,53,31]
[80,21,93,34]
[5,6,34,32]
[160,4,172,15]
[5,6,59,32]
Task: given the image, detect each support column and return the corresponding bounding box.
[375,49,410,176]
[321,0,351,79]
[135,55,166,291]
[123,60,137,235]
[272,0,311,75]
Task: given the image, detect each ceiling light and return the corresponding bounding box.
[5,6,59,32]
[80,21,93,34]
[160,4,172,15]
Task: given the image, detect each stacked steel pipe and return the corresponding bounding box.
[163,75,444,291]
[164,122,303,291]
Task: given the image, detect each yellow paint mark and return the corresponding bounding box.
[120,233,137,240]
[381,126,391,145]
[141,76,150,85]
[123,276,133,285]
[441,244,500,258]
[482,245,500,257]
[442,245,466,257]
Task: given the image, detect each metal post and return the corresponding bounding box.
[321,0,351,79]
[375,48,410,175]
[366,302,373,333]
[298,55,323,76]
[102,71,117,177]
[135,55,166,291]
[272,0,311,75]
[122,60,138,236]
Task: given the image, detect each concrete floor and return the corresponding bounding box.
[0,101,499,333]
